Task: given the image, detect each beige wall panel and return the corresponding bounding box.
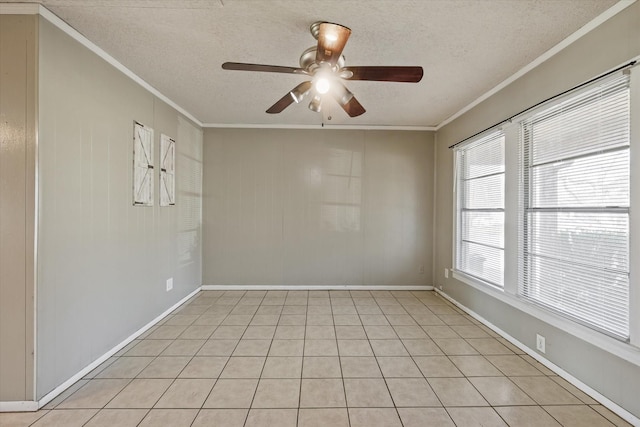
[362,131,434,285]
[433,2,640,417]
[281,131,365,285]
[203,128,434,286]
[203,129,285,285]
[37,18,202,398]
[176,116,203,285]
[0,14,37,402]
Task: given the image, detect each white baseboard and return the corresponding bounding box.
[435,289,640,426]
[202,285,434,291]
[32,287,201,411]
[0,401,39,412]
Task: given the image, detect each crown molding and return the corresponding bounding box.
[435,0,637,130]
[202,123,437,131]
[2,3,205,127]
[5,1,633,133]
[0,3,39,14]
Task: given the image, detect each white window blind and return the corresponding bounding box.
[456,131,505,287]
[519,74,630,339]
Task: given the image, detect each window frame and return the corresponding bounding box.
[450,64,640,359]
[453,130,506,289]
[518,75,631,340]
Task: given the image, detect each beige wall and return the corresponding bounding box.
[203,129,434,286]
[0,15,37,402]
[434,2,640,417]
[36,17,203,398]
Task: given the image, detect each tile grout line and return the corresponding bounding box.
[421,291,609,426]
[241,290,284,427]
[387,290,446,425]
[47,296,208,425]
[296,290,310,427]
[410,290,489,416]
[171,293,218,427]
[396,291,448,415]
[331,291,352,427]
[422,291,609,425]
[147,290,244,426]
[169,297,224,407]
[416,292,505,417]
[413,291,520,424]
[20,290,629,427]
[181,291,231,425]
[164,291,245,424]
[129,293,213,417]
[197,290,259,426]
[42,294,209,425]
[358,290,407,427]
[48,298,213,425]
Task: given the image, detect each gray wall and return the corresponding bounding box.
[36,18,203,399]
[0,14,36,402]
[434,2,640,418]
[203,129,434,287]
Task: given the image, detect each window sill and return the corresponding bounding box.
[450,270,640,367]
[451,270,504,292]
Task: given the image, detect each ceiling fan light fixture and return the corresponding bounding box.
[315,77,330,94]
[290,86,309,103]
[222,21,423,117]
[309,95,322,112]
[339,69,354,79]
[334,83,354,105]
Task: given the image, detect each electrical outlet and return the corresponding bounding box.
[536,334,546,353]
[419,265,425,274]
[439,285,443,291]
[166,277,173,292]
[444,268,449,278]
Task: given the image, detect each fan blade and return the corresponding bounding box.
[342,66,423,82]
[342,96,366,117]
[315,22,351,66]
[331,81,366,117]
[222,62,307,75]
[266,81,313,114]
[266,94,294,114]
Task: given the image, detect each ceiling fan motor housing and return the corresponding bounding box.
[299,47,345,72]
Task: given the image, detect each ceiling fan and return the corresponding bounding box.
[222,21,423,118]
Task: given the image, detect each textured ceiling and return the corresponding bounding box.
[4,0,618,127]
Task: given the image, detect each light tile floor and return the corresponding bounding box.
[1,290,633,427]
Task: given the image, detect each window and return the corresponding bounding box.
[455,131,505,287]
[519,75,631,339]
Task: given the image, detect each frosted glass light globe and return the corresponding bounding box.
[315,78,330,94]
